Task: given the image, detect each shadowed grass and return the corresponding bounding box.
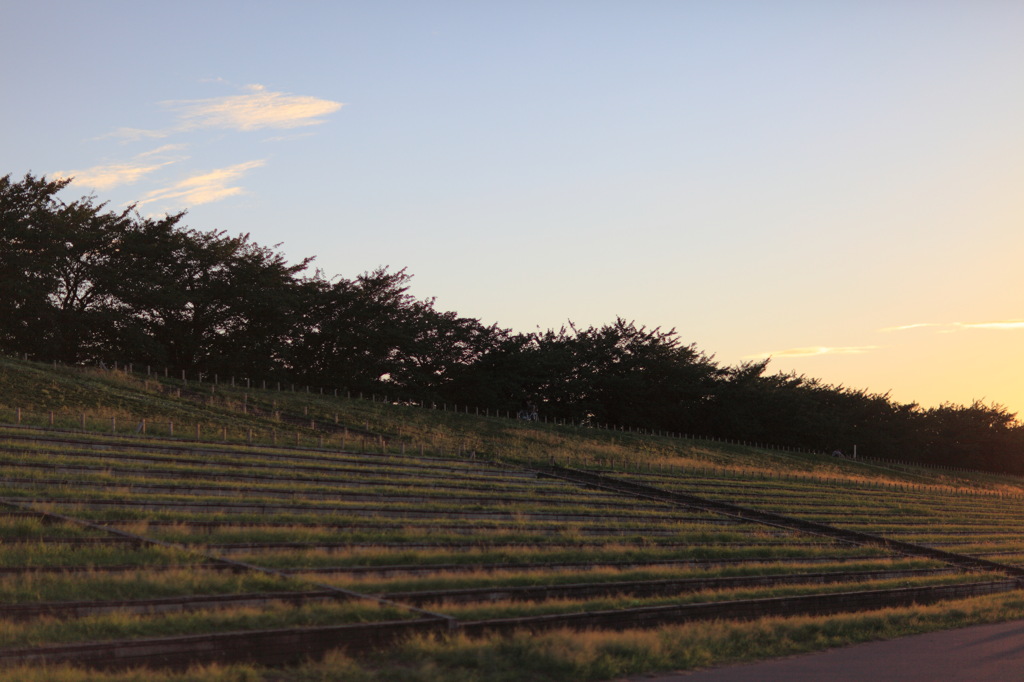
[5,591,1024,681]
[314,556,946,594]
[420,572,994,620]
[0,543,199,569]
[0,567,307,604]
[0,600,416,648]
[238,542,879,570]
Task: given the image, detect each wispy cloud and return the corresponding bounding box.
[881,320,1024,333]
[55,145,188,190]
[70,83,340,208]
[744,346,879,360]
[56,161,173,190]
[138,144,188,157]
[879,322,945,333]
[959,320,1024,331]
[168,84,342,131]
[105,84,343,141]
[99,127,169,143]
[137,160,266,207]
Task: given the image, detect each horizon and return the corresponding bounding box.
[3,1,1022,417]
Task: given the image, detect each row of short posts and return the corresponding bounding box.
[3,404,1017,499]
[22,354,1011,470]
[27,354,861,461]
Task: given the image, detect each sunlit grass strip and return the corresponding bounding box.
[36,499,693,523]
[835,520,1024,530]
[0,590,350,622]
[697,496,1000,519]
[0,408,289,450]
[538,467,1024,579]
[137,523,779,546]
[0,516,105,540]
[867,532,1024,542]
[659,490,940,512]
[4,358,1023,497]
[286,553,899,580]
[673,486,1024,510]
[971,550,1024,561]
[8,497,684,522]
[0,429,526,476]
[631,475,1024,514]
[72,509,729,532]
[7,499,456,626]
[4,485,689,519]
[0,433,490,481]
[379,568,965,608]
[313,557,948,594]
[301,589,1024,682]
[923,542,1024,555]
[4,590,1024,681]
[0,568,308,604]
[9,419,999,509]
[244,543,884,570]
[0,437,542,474]
[209,539,835,558]
[103,513,743,535]
[427,573,997,620]
[0,544,200,569]
[6,585,1024,675]
[0,374,891,483]
[18,501,701,528]
[0,451,588,496]
[712,499,993,516]
[0,660,268,681]
[0,598,416,648]
[0,465,574,502]
[0,473,656,512]
[627,470,985,494]
[600,452,1003,495]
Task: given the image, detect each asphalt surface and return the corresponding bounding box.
[613,619,1024,681]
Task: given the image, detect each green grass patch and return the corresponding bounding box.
[0,543,199,569]
[0,600,414,648]
[8,590,1024,681]
[423,573,994,620]
[314,557,946,594]
[0,568,308,604]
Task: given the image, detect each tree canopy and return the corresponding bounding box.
[3,172,1022,473]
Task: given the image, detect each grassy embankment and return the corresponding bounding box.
[5,355,1024,680]
[3,353,1024,494]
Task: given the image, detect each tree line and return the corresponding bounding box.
[3,172,1022,473]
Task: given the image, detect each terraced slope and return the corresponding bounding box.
[2,425,1020,672]
[620,468,1024,566]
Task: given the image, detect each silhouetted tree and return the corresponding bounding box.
[103,219,308,374]
[5,172,1024,475]
[0,173,137,362]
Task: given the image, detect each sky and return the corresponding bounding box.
[2,1,1023,416]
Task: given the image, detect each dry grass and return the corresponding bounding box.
[7,590,1024,681]
[0,600,413,648]
[0,567,306,604]
[312,556,945,594]
[419,572,994,620]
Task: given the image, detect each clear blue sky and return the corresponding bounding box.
[3,1,1023,414]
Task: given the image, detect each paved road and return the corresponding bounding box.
[614,619,1024,681]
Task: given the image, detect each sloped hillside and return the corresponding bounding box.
[3,357,1024,680]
